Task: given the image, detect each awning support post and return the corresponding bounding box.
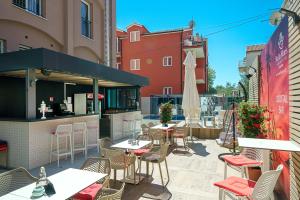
[25,69,36,119]
[93,78,99,114]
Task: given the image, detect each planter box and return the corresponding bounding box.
[188,127,222,139]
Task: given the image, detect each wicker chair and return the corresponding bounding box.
[141,124,149,135]
[215,164,283,200]
[149,129,165,147]
[0,167,38,196]
[97,182,125,200]
[147,122,155,127]
[140,142,170,186]
[172,126,189,150]
[102,148,136,184]
[223,148,263,179]
[99,137,113,157]
[80,157,111,187]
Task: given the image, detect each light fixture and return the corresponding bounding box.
[40,68,51,77]
[280,8,300,25]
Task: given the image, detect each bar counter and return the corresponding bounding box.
[0,114,99,169]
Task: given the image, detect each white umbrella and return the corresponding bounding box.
[182,51,201,140]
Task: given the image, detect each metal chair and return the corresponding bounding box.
[223,148,263,179]
[214,164,283,200]
[80,157,111,187]
[98,137,113,157]
[140,142,170,186]
[97,182,125,200]
[0,167,38,196]
[102,148,136,184]
[172,126,189,150]
[50,124,73,167]
[72,122,87,159]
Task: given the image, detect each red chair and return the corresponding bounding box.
[214,164,283,200]
[223,148,263,179]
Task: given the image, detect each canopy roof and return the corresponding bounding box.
[0,48,149,87]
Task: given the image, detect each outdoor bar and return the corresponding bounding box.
[0,48,148,169]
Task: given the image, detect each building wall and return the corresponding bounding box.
[117,26,208,97]
[0,0,116,65]
[287,1,300,199]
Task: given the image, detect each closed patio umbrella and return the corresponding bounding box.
[182,51,201,140]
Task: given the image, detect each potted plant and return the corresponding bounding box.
[160,102,173,127]
[237,102,268,181]
[237,102,268,139]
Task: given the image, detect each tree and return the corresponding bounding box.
[215,82,237,96]
[208,66,216,93]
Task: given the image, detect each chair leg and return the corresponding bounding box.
[139,159,142,182]
[158,163,164,186]
[133,163,136,184]
[50,135,53,164]
[218,188,223,200]
[224,162,227,179]
[57,137,60,167]
[165,160,170,185]
[70,135,73,163]
[146,161,149,176]
[114,169,117,183]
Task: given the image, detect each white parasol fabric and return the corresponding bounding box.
[182,51,201,138]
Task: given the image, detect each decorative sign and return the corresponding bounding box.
[260,16,289,198]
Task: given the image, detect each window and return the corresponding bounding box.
[0,40,6,53]
[130,31,140,42]
[13,0,42,16]
[163,87,172,95]
[116,63,121,69]
[130,59,140,70]
[116,37,121,53]
[19,44,32,51]
[163,56,172,67]
[81,0,92,38]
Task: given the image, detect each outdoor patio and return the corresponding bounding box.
[23,139,239,200]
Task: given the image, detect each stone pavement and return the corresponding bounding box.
[122,139,239,200]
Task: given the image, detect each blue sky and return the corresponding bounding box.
[116,0,283,86]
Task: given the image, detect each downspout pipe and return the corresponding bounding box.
[104,0,111,66]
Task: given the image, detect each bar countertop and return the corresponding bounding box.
[0,114,99,122]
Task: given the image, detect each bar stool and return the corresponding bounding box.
[72,122,87,159]
[86,120,100,153]
[50,124,73,167]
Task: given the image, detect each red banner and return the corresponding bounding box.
[260,16,289,198]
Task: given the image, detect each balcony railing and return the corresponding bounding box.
[81,17,92,38]
[13,0,42,16]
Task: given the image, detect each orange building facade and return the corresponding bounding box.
[116,24,208,101]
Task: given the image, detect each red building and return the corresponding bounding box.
[116,23,208,114]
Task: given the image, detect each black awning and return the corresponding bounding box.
[0,48,149,87]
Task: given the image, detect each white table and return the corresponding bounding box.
[1,168,107,200]
[151,124,176,143]
[111,139,151,184]
[111,140,151,150]
[238,138,300,172]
